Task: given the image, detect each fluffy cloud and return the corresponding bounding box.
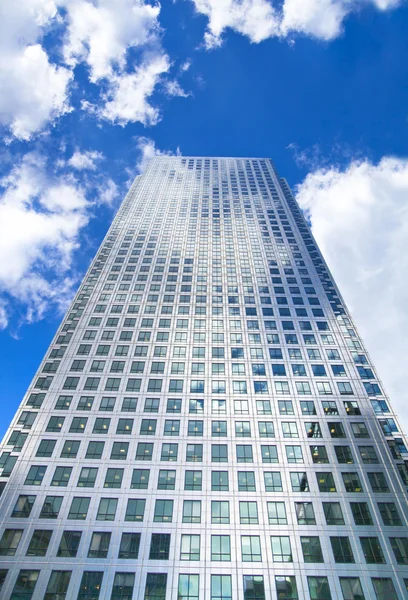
[190,0,280,48]
[0,153,90,328]
[62,0,161,81]
[98,54,171,126]
[0,0,72,140]
[188,0,403,46]
[65,1,175,127]
[0,0,183,138]
[280,0,349,40]
[295,157,408,432]
[68,149,105,170]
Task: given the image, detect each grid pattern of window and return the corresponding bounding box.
[0,157,407,599]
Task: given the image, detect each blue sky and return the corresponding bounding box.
[1,0,408,436]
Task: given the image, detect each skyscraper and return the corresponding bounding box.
[0,156,407,600]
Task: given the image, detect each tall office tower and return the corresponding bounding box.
[0,157,408,600]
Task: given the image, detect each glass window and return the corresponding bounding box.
[51,466,72,487]
[68,497,90,520]
[268,502,287,525]
[237,445,253,462]
[113,572,135,600]
[243,576,265,600]
[178,575,199,600]
[212,501,230,524]
[330,537,354,563]
[350,502,373,525]
[185,470,202,490]
[11,495,35,518]
[360,537,385,564]
[183,500,201,523]
[57,531,81,557]
[295,502,315,525]
[125,499,145,522]
[317,472,336,492]
[258,421,274,437]
[149,533,170,560]
[180,534,200,561]
[211,535,231,561]
[323,502,345,525]
[378,502,401,526]
[310,445,329,464]
[154,499,173,522]
[271,536,292,562]
[300,536,324,562]
[368,472,389,493]
[275,577,298,600]
[211,575,232,600]
[36,439,56,457]
[335,446,354,464]
[77,572,103,600]
[86,441,104,459]
[265,472,283,492]
[10,570,40,599]
[135,443,153,461]
[78,467,97,488]
[290,472,309,492]
[39,496,62,519]
[44,571,72,600]
[157,470,175,490]
[212,421,227,436]
[371,579,398,600]
[285,445,303,463]
[96,498,117,521]
[308,577,332,600]
[25,465,46,486]
[161,443,178,461]
[342,472,363,492]
[339,578,365,600]
[238,471,256,491]
[187,444,203,462]
[389,537,408,564]
[241,536,262,561]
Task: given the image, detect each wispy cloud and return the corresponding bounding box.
[134,136,182,174]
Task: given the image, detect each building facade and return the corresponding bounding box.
[0,156,407,600]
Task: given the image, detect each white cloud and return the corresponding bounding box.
[134,136,181,174]
[372,0,402,8]
[0,0,72,140]
[190,0,280,48]
[68,149,105,170]
[62,0,161,81]
[280,0,349,40]
[0,153,90,328]
[0,301,8,330]
[295,156,408,432]
[97,178,118,205]
[188,0,403,45]
[164,80,191,98]
[98,53,171,126]
[180,59,192,72]
[0,0,184,137]
[61,0,176,127]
